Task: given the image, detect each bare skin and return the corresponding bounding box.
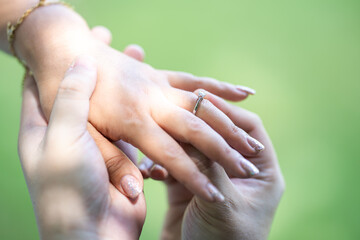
[1,1,261,201]
[140,92,285,240]
[18,57,146,240]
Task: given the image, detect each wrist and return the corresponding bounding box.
[13,4,100,117]
[14,4,93,77]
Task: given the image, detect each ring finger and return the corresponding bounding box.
[164,89,265,157]
[152,102,259,177]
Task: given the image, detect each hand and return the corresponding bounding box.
[140,91,285,240]
[16,5,263,202]
[18,57,146,240]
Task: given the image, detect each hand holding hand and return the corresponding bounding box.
[141,91,285,240]
[24,11,262,202]
[18,56,146,240]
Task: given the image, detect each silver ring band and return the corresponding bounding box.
[192,91,206,115]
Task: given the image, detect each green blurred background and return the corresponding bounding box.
[1,0,359,239]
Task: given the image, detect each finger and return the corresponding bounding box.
[149,163,169,180]
[164,88,264,156]
[48,55,97,134]
[138,157,169,180]
[113,140,138,165]
[132,119,225,202]
[88,123,144,199]
[91,26,112,45]
[181,143,239,200]
[164,70,255,101]
[204,92,281,177]
[123,44,145,62]
[204,91,264,133]
[192,89,265,155]
[152,103,259,178]
[138,157,153,179]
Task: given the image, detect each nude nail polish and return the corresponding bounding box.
[236,85,256,95]
[240,159,260,176]
[206,183,225,202]
[247,136,265,153]
[120,175,142,199]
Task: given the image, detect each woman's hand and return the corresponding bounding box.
[15,5,263,202]
[141,91,285,240]
[18,57,146,240]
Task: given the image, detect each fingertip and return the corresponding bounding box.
[123,44,145,62]
[91,25,112,45]
[236,85,256,95]
[149,164,169,180]
[239,158,260,177]
[138,157,153,179]
[206,182,225,202]
[120,174,143,199]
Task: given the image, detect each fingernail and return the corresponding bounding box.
[206,183,225,202]
[247,136,265,153]
[150,164,164,172]
[240,159,260,176]
[120,175,142,199]
[236,85,256,95]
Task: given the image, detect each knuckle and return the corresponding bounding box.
[230,123,240,136]
[185,115,205,135]
[224,146,233,156]
[192,76,203,86]
[105,155,125,175]
[58,76,86,97]
[180,169,202,189]
[229,123,247,139]
[163,143,184,161]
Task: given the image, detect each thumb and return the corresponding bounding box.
[48,55,97,133]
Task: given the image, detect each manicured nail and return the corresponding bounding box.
[240,159,260,176]
[236,85,256,95]
[120,175,142,199]
[206,183,225,202]
[247,136,265,153]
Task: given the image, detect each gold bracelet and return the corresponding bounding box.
[7,0,73,70]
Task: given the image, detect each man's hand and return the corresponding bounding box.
[140,91,285,240]
[18,56,146,240]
